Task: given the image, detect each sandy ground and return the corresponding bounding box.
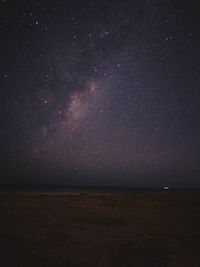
[0,191,200,266]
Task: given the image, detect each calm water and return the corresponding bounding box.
[0,185,181,195]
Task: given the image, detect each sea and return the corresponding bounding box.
[0,184,180,195]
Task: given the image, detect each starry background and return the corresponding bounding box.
[0,0,199,187]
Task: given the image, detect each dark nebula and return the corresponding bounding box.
[0,0,199,186]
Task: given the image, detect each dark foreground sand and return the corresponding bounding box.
[0,191,200,266]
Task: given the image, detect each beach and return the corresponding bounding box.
[0,191,200,266]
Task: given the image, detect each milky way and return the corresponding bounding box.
[0,0,199,186]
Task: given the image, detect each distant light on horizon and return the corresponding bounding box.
[163,186,170,190]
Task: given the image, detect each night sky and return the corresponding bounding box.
[0,0,199,187]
